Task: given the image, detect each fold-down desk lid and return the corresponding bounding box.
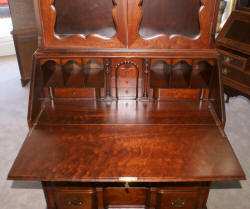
[8,123,245,182]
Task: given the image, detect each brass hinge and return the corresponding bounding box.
[208,105,226,138]
[28,105,45,137]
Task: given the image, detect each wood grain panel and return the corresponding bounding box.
[38,100,215,125]
[8,124,245,182]
[104,188,149,206]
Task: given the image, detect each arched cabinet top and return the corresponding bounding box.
[34,0,219,50]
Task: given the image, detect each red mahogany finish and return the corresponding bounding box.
[216,10,250,100]
[8,123,244,182]
[8,0,245,208]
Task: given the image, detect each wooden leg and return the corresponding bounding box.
[21,79,30,87]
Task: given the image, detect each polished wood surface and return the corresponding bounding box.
[27,56,225,127]
[8,114,245,182]
[8,0,245,208]
[34,0,219,49]
[42,182,210,209]
[216,11,250,55]
[38,100,215,125]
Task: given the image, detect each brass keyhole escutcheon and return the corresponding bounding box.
[170,199,186,207]
[224,56,231,63]
[68,199,85,206]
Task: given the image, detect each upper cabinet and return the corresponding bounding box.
[35,0,219,49]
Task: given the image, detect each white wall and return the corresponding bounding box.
[0,17,15,56]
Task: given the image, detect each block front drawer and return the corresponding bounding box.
[157,189,199,209]
[53,188,96,209]
[42,182,210,209]
[104,187,149,207]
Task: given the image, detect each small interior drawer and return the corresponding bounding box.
[116,68,139,77]
[53,188,96,209]
[157,189,199,209]
[104,187,149,207]
[221,65,250,86]
[112,77,142,87]
[112,87,143,98]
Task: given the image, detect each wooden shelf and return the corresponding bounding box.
[38,100,215,125]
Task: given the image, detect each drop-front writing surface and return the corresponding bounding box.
[36,0,219,49]
[8,122,245,182]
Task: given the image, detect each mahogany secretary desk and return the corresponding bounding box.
[8,0,245,209]
[216,1,250,100]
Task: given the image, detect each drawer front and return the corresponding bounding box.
[219,48,248,70]
[54,188,96,209]
[111,87,143,98]
[104,187,149,207]
[42,183,208,209]
[115,67,139,77]
[221,54,246,69]
[157,190,199,209]
[112,77,142,88]
[221,65,250,87]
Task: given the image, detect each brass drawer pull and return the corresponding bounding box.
[170,199,186,207]
[224,56,232,63]
[68,199,85,206]
[222,68,230,75]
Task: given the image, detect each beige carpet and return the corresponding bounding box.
[0,55,249,209]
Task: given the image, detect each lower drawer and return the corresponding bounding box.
[43,182,209,209]
[104,187,149,207]
[53,187,96,209]
[157,189,199,209]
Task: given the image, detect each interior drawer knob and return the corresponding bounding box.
[170,199,186,207]
[68,199,85,206]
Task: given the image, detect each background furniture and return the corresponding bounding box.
[216,1,250,100]
[236,0,250,11]
[8,0,245,208]
[8,0,38,86]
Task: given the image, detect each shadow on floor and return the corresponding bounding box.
[11,180,42,189]
[211,181,242,189]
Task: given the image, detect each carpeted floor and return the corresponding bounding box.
[0,55,249,209]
